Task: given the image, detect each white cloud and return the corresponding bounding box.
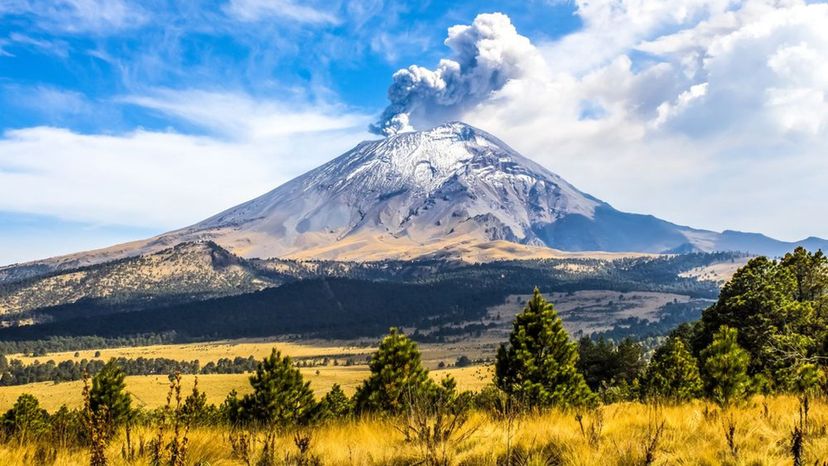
[9,86,92,116]
[5,33,70,57]
[0,91,371,229]
[374,2,828,241]
[0,0,147,34]
[119,89,365,140]
[224,0,338,25]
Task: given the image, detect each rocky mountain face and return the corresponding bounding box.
[160,122,605,260]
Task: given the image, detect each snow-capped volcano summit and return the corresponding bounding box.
[181,122,604,259]
[159,121,825,260]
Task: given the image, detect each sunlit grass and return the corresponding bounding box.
[0,395,824,465]
[0,365,490,412]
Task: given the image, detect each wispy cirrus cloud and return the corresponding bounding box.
[0,0,148,34]
[4,33,70,57]
[223,0,339,25]
[119,89,366,139]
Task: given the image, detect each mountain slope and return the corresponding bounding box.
[157,122,826,259]
[1,122,825,278]
[0,242,283,323]
[162,122,605,259]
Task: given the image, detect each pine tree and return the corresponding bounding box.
[781,247,828,303]
[239,348,315,427]
[182,379,212,425]
[314,383,353,420]
[643,337,703,403]
[2,393,49,440]
[89,360,132,431]
[701,326,751,407]
[354,327,435,413]
[494,288,595,409]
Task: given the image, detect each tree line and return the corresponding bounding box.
[0,355,259,387]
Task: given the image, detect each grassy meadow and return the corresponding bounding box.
[0,365,491,412]
[0,338,493,412]
[0,395,824,465]
[5,340,377,366]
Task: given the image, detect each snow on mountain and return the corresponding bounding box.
[157,121,828,260]
[166,122,605,259]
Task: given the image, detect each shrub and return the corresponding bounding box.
[2,393,49,441]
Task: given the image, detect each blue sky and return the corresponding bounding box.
[0,1,580,133]
[2,0,828,265]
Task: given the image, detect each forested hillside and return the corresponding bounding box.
[0,252,735,345]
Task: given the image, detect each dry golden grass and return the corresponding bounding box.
[0,365,490,412]
[9,338,488,369]
[8,339,376,365]
[0,396,826,465]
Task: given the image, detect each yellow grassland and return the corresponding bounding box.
[0,396,824,465]
[7,339,377,366]
[0,365,492,412]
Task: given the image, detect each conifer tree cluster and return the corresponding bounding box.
[640,247,828,403]
[696,247,827,390]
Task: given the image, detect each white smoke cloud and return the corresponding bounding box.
[370,2,828,241]
[370,12,544,135]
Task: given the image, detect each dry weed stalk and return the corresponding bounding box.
[642,408,665,466]
[151,372,191,466]
[575,407,604,448]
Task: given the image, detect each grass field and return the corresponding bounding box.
[0,396,824,465]
[0,364,492,412]
[8,339,377,366]
[9,338,493,368]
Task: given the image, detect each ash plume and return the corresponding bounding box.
[370,13,542,136]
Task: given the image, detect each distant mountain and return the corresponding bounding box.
[1,122,825,276]
[0,242,283,323]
